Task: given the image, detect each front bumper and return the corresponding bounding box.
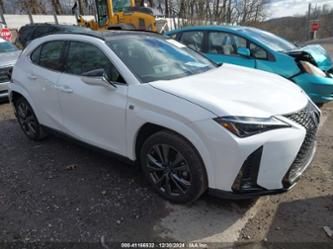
[208,142,316,199]
[0,66,13,100]
[0,81,10,99]
[291,73,333,104]
[192,102,320,197]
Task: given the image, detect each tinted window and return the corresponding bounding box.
[208,32,247,56]
[179,31,204,52]
[250,43,268,60]
[65,41,125,83]
[39,41,65,71]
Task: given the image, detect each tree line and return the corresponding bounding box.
[0,0,266,26]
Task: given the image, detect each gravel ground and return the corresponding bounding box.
[0,100,332,248]
[0,102,169,244]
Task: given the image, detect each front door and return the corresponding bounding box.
[58,41,128,155]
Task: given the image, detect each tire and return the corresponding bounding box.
[140,130,208,203]
[14,97,47,141]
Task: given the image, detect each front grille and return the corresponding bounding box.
[0,67,12,83]
[283,102,320,187]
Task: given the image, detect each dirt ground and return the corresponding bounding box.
[0,101,332,249]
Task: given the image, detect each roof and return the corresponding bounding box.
[166,25,253,35]
[54,29,162,41]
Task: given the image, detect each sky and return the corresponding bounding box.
[264,0,333,19]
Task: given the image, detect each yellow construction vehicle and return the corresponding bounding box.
[77,0,157,32]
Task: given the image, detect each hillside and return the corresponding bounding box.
[258,14,333,42]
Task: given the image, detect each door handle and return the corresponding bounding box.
[28,74,37,80]
[54,85,73,94]
[61,87,73,94]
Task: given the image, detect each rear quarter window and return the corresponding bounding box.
[32,41,65,71]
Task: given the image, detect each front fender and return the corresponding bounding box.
[126,84,217,188]
[291,73,333,103]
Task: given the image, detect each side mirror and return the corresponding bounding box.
[237,47,251,57]
[81,69,117,90]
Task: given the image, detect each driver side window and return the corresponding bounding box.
[65,41,126,84]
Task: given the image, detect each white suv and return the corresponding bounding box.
[9,31,320,203]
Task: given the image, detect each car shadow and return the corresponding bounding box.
[0,116,257,243]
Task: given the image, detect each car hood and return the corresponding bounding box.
[149,64,309,118]
[0,50,21,68]
[287,44,333,72]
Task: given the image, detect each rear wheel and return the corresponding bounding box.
[14,97,47,141]
[140,130,207,203]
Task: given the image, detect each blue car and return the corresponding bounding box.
[166,26,333,105]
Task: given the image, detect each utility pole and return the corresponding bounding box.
[227,0,232,24]
[307,3,311,40]
[0,0,6,25]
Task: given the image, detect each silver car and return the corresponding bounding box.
[0,38,20,100]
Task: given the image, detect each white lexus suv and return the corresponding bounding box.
[9,31,320,203]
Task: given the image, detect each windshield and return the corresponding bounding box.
[0,40,17,53]
[243,28,297,52]
[107,36,216,83]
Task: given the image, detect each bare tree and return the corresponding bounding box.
[0,0,5,14]
[18,0,47,14]
[51,0,63,14]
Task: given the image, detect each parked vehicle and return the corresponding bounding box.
[16,23,89,48]
[77,0,157,32]
[0,38,20,100]
[166,26,333,105]
[9,31,320,203]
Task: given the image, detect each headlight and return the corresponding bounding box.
[300,61,326,77]
[214,116,290,138]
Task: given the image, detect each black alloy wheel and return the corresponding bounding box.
[140,130,207,203]
[15,97,47,140]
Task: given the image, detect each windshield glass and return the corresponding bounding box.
[0,40,17,53]
[107,36,216,83]
[243,28,297,52]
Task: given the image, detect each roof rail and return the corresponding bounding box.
[53,30,105,40]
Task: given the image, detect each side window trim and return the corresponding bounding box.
[63,40,127,85]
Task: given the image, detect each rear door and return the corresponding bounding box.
[57,41,128,155]
[25,40,65,130]
[205,31,255,68]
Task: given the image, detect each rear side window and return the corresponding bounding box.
[179,31,204,52]
[65,41,125,83]
[38,41,65,71]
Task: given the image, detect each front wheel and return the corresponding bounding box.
[14,97,47,141]
[140,130,207,203]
